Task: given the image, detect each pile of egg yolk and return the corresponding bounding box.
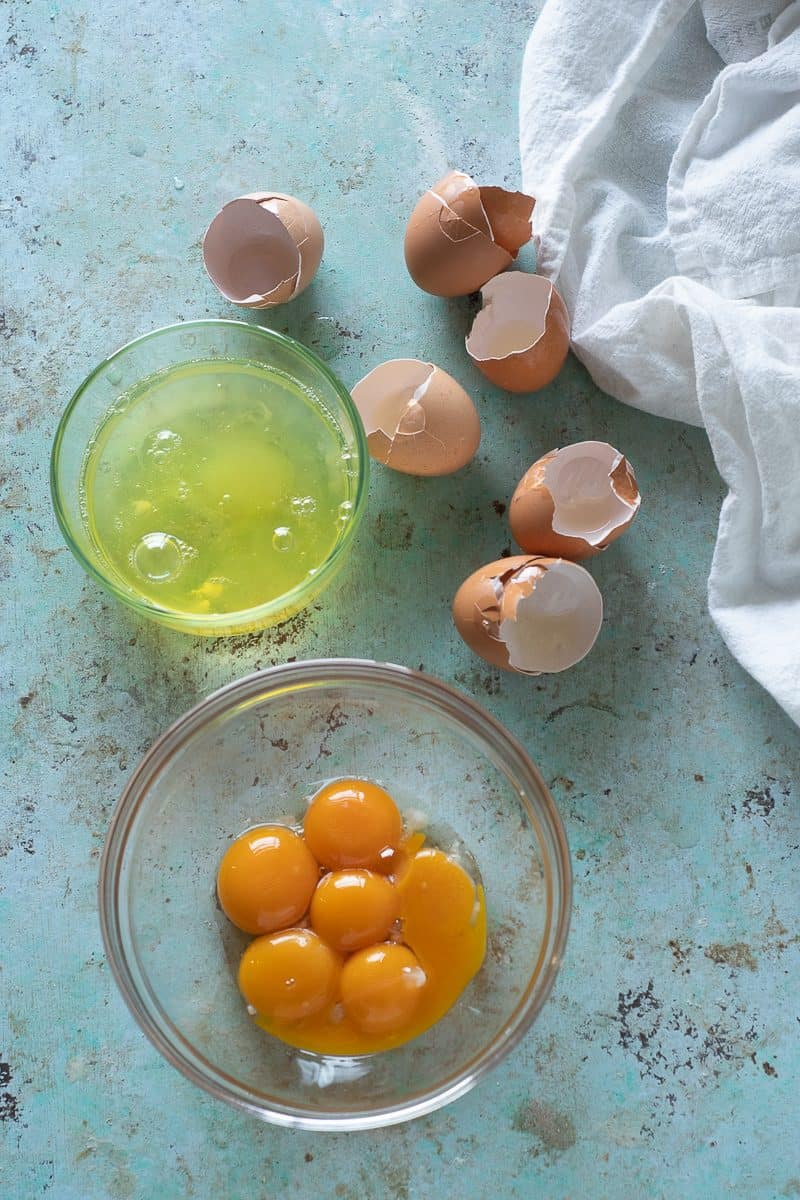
[216,778,486,1055]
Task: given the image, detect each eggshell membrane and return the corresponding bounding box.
[452,555,603,674]
[466,272,570,392]
[510,442,641,560]
[404,171,534,298]
[351,359,480,477]
[202,192,324,308]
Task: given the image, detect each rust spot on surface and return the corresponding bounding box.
[546,698,620,723]
[668,939,690,965]
[453,667,501,696]
[0,1061,20,1122]
[311,703,349,764]
[273,609,313,646]
[512,1099,576,1153]
[763,907,787,940]
[704,942,757,972]
[743,785,775,818]
[206,630,264,654]
[372,509,414,550]
[733,775,790,820]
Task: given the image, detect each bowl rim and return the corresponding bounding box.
[99,658,572,1130]
[49,318,369,631]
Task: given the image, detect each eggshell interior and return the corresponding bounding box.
[203,197,300,305]
[452,555,603,674]
[465,272,551,360]
[351,359,480,477]
[354,359,432,439]
[545,442,639,543]
[251,192,324,300]
[499,560,603,673]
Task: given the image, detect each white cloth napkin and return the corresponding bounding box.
[519,0,800,727]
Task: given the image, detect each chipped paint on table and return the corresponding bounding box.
[2,2,799,1197]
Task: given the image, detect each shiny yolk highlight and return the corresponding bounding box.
[310,869,400,954]
[303,779,402,870]
[239,929,339,1022]
[340,943,426,1034]
[217,825,319,935]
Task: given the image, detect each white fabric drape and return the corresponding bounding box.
[519,0,800,725]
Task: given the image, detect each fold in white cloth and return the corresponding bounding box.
[519,0,800,726]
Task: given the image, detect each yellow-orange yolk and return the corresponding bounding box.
[396,847,480,945]
[238,929,340,1022]
[218,786,487,1056]
[310,869,400,954]
[303,779,402,871]
[340,943,427,1035]
[217,825,319,935]
[251,847,486,1055]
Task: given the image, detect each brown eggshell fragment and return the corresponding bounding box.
[477,187,535,255]
[351,359,480,477]
[466,272,570,392]
[452,555,603,675]
[510,441,641,560]
[202,192,324,308]
[404,171,534,298]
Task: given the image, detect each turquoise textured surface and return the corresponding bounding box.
[2,2,799,1196]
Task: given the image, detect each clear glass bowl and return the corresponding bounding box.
[50,320,368,635]
[99,659,571,1130]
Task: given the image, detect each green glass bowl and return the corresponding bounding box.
[50,320,369,635]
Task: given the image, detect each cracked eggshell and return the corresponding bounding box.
[466,272,570,392]
[510,441,641,560]
[202,192,324,308]
[452,555,603,675]
[351,359,480,477]
[404,171,534,297]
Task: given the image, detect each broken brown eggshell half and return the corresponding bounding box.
[466,272,570,392]
[404,171,534,297]
[510,441,641,560]
[351,359,480,477]
[452,555,603,675]
[202,192,324,308]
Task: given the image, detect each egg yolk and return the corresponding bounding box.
[303,779,402,871]
[219,784,487,1056]
[310,869,400,954]
[216,824,319,935]
[340,943,427,1035]
[396,847,480,946]
[252,846,486,1054]
[238,929,339,1022]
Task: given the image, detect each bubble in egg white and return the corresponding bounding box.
[290,495,317,516]
[272,526,293,552]
[131,531,188,581]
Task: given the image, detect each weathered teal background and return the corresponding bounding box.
[2,1,799,1197]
